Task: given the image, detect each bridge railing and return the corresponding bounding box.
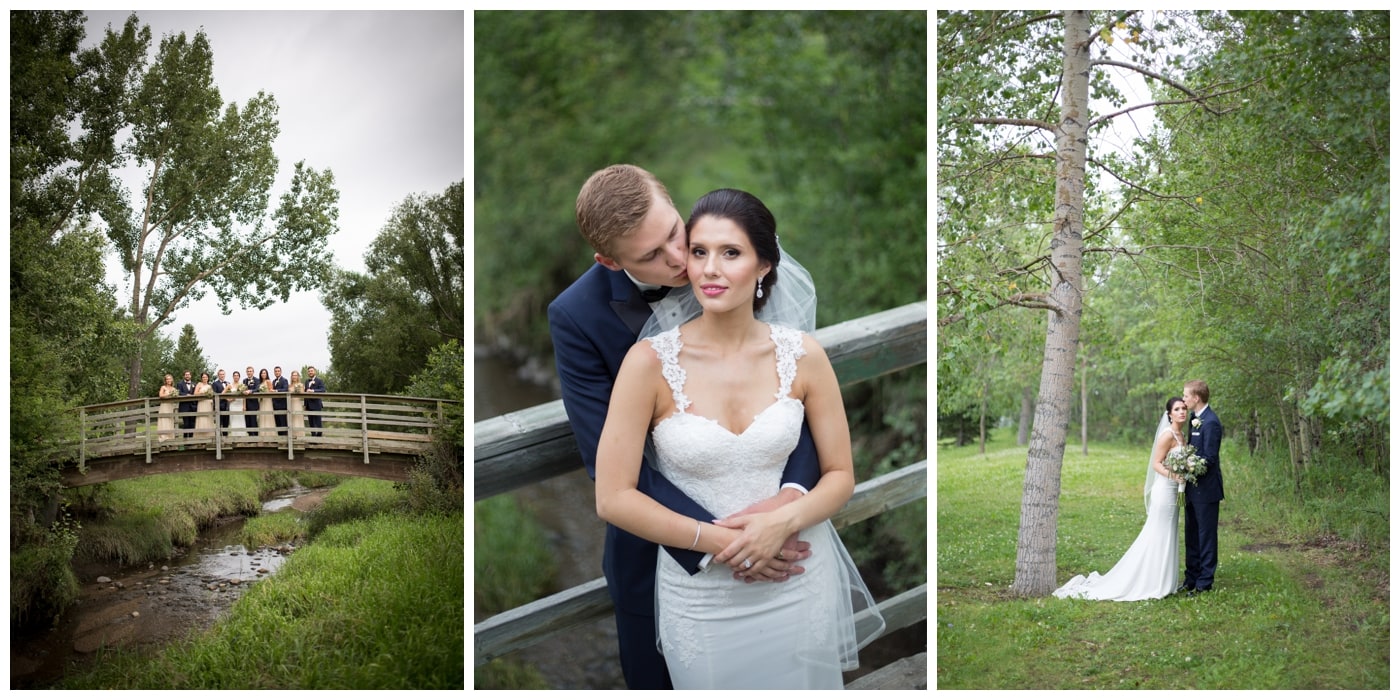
[473,301,928,679]
[78,393,460,469]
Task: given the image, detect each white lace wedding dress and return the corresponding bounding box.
[647,323,884,689]
[1053,434,1182,601]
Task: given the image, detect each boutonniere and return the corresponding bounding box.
[1192,418,1202,429]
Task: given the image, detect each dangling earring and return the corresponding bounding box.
[756,279,764,299]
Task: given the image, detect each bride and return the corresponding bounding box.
[595,188,882,689]
[1053,397,1189,601]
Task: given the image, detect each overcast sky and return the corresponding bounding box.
[82,10,464,382]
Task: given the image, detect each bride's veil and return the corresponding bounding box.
[1146,411,1171,513]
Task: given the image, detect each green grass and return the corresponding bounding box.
[302,478,407,536]
[61,509,464,689]
[937,432,1388,690]
[241,510,307,549]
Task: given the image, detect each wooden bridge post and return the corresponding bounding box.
[215,397,223,461]
[143,398,152,464]
[79,407,86,472]
[286,396,295,461]
[360,395,370,464]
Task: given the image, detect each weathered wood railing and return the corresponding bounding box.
[70,393,459,485]
[473,301,928,682]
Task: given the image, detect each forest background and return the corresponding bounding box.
[473,8,929,678]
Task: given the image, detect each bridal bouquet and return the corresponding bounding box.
[1164,444,1208,495]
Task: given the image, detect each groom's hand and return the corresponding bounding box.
[733,536,811,583]
[713,510,800,579]
[713,489,810,583]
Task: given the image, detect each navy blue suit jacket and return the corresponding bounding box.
[1187,406,1224,503]
[177,380,197,411]
[548,263,822,615]
[272,376,290,409]
[243,377,261,410]
[304,377,326,410]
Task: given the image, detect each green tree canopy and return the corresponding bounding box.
[323,181,464,394]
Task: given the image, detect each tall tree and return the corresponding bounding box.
[79,14,340,398]
[323,181,464,394]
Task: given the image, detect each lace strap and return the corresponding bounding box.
[646,328,690,412]
[769,324,806,399]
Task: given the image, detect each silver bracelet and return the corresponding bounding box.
[689,520,701,550]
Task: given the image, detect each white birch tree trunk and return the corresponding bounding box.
[1011,10,1090,597]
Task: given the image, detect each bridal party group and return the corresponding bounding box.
[155,365,327,441]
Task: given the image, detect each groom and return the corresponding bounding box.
[547,164,822,689]
[1179,379,1223,596]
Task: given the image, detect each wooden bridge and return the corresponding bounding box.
[67,393,461,486]
[474,301,929,689]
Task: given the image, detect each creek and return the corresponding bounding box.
[9,481,330,689]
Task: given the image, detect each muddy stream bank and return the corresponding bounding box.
[10,484,331,689]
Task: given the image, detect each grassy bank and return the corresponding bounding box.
[60,478,464,689]
[937,433,1388,690]
[67,470,344,566]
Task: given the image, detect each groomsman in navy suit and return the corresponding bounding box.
[547,164,821,689]
[272,366,290,436]
[1179,379,1224,596]
[212,369,230,437]
[177,370,197,438]
[304,366,326,437]
[243,365,261,436]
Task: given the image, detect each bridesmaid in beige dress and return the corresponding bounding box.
[194,372,215,441]
[289,370,306,438]
[157,374,177,443]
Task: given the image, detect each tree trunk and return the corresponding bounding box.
[127,352,144,401]
[1247,408,1259,455]
[1080,341,1088,455]
[1017,385,1033,446]
[1278,397,1303,491]
[979,380,988,454]
[1011,10,1090,598]
[1298,411,1314,473]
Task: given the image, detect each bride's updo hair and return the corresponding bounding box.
[686,188,781,313]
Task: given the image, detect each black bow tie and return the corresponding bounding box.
[640,286,671,303]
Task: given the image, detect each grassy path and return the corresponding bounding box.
[936,436,1388,690]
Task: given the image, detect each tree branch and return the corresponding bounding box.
[970,115,1056,133]
[144,227,280,335]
